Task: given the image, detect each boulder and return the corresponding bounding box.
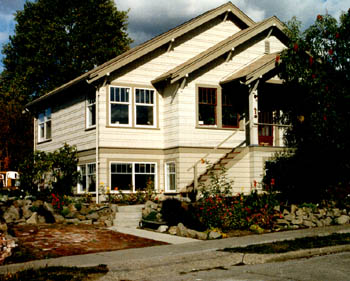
[87,212,99,220]
[53,214,65,223]
[336,215,350,225]
[43,202,55,214]
[0,222,7,233]
[303,220,315,228]
[4,205,20,223]
[38,215,46,223]
[27,212,38,224]
[22,206,33,219]
[168,226,177,235]
[104,220,113,227]
[157,225,169,233]
[196,231,208,240]
[32,200,43,208]
[208,230,222,239]
[65,218,80,224]
[79,220,93,225]
[176,223,188,237]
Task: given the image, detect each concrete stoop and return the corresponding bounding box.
[113,204,144,228]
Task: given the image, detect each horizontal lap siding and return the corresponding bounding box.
[36,94,95,153]
[101,20,242,149]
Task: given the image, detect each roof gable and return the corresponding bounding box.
[151,16,287,85]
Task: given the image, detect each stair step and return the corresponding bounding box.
[117,204,144,213]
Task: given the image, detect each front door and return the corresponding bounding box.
[258,111,273,146]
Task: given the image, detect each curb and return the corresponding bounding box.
[242,244,350,265]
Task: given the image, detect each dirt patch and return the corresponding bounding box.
[5,224,168,264]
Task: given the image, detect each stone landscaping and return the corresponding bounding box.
[141,200,350,240]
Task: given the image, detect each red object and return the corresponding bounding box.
[293,43,298,51]
[317,15,323,21]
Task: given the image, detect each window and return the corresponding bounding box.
[78,163,96,193]
[86,94,96,128]
[135,88,155,127]
[165,162,176,192]
[110,86,131,126]
[38,108,51,142]
[222,90,239,128]
[110,162,156,192]
[198,87,216,125]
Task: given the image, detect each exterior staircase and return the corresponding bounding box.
[113,204,144,228]
[186,146,244,191]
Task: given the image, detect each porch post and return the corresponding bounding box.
[248,81,259,146]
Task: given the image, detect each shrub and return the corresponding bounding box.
[19,144,79,198]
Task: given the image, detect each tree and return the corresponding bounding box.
[264,11,350,203]
[0,0,132,169]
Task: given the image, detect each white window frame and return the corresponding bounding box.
[110,162,157,193]
[86,94,96,128]
[38,108,51,142]
[134,88,156,128]
[109,86,132,127]
[77,163,96,194]
[165,161,176,192]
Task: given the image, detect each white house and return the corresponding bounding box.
[27,2,289,197]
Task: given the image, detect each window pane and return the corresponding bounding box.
[45,108,51,119]
[136,105,153,125]
[169,174,176,191]
[88,104,96,126]
[111,104,129,124]
[46,121,52,139]
[199,104,216,125]
[111,174,132,191]
[38,113,45,123]
[87,174,95,192]
[39,124,45,139]
[135,174,154,191]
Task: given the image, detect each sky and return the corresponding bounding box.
[0,0,349,72]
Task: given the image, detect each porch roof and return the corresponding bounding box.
[151,17,287,85]
[220,52,281,85]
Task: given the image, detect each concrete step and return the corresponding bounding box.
[117,204,144,213]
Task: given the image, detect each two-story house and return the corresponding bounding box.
[26,2,289,198]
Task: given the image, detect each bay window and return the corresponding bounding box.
[78,163,96,193]
[110,162,156,192]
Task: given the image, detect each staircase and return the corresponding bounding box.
[113,204,144,228]
[186,146,244,191]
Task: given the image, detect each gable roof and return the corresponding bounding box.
[151,16,287,85]
[220,52,281,85]
[27,2,254,108]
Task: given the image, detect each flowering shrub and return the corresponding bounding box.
[195,163,281,231]
[51,193,71,211]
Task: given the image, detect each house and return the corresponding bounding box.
[26,2,289,198]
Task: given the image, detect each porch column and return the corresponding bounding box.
[248,81,259,146]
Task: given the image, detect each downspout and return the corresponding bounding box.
[95,85,100,204]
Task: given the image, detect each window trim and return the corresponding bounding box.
[109,86,132,127]
[77,162,96,194]
[110,161,157,193]
[134,87,156,128]
[165,161,177,193]
[38,108,52,143]
[86,94,96,129]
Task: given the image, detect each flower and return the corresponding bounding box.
[323,114,327,121]
[270,178,275,186]
[253,180,257,187]
[114,187,118,191]
[335,32,340,39]
[317,15,323,21]
[200,158,205,164]
[293,43,298,51]
[275,55,280,63]
[309,56,313,66]
[328,49,334,55]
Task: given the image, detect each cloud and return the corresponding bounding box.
[0,0,26,14]
[115,0,350,46]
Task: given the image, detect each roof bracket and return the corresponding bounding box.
[167,38,175,52]
[170,82,180,104]
[223,9,231,21]
[226,47,235,62]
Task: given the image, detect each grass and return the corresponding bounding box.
[222,233,350,254]
[0,264,108,281]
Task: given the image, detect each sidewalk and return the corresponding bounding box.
[1,224,350,277]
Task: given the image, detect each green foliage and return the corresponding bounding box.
[195,164,280,231]
[268,11,350,202]
[18,143,79,197]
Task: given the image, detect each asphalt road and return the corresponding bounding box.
[101,252,350,280]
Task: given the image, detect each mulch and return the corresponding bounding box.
[5,223,168,264]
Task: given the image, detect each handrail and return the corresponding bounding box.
[187,129,240,172]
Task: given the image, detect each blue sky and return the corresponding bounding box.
[1,0,349,72]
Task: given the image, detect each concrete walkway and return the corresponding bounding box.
[1,224,350,277]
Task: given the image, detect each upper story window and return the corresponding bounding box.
[198,87,217,126]
[135,88,155,127]
[109,86,156,128]
[38,108,51,142]
[110,86,131,126]
[86,94,96,128]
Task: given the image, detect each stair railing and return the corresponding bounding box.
[187,129,242,190]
